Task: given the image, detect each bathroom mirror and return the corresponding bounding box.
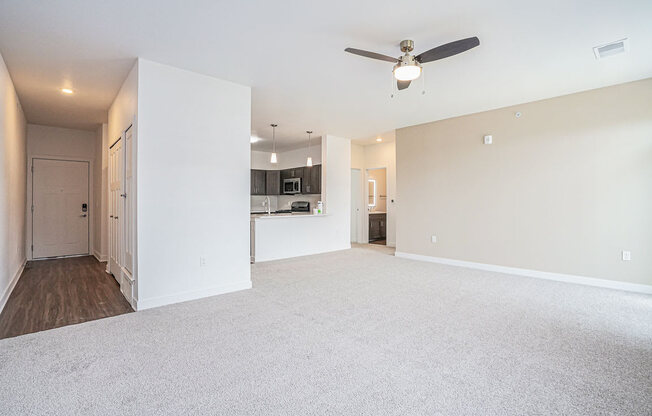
[368,179,376,207]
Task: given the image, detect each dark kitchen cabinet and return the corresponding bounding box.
[369,213,386,241]
[265,170,280,195]
[281,167,304,181]
[302,164,321,194]
[250,169,266,195]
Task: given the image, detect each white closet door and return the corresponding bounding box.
[123,127,134,275]
[109,139,123,277]
[32,159,89,258]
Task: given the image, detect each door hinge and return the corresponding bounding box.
[31,165,34,173]
[31,244,33,252]
[31,205,34,212]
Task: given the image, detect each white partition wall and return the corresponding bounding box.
[135,59,251,309]
[254,135,351,262]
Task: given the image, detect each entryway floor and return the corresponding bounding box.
[0,256,133,339]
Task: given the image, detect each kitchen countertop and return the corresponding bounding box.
[251,212,327,220]
[369,211,386,214]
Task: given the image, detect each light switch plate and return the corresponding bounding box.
[483,135,493,144]
[431,235,437,243]
[622,250,631,261]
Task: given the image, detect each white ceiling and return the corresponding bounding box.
[0,1,650,150]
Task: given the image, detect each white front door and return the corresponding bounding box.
[109,138,123,278]
[32,158,89,258]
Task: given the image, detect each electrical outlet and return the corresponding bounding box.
[622,250,631,261]
[431,235,437,243]
[199,257,207,267]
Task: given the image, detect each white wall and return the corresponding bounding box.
[0,51,27,312]
[251,145,321,170]
[26,124,96,159]
[25,124,96,260]
[396,78,652,288]
[254,135,350,262]
[136,59,251,309]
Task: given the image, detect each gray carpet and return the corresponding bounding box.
[1,245,650,415]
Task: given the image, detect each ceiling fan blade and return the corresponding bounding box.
[397,80,411,90]
[344,48,399,63]
[415,37,480,64]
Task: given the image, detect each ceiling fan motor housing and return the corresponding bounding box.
[400,39,415,53]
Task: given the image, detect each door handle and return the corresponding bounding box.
[80,214,87,217]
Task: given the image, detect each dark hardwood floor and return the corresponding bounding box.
[369,239,386,245]
[0,256,133,339]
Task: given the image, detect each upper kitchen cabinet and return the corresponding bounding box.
[251,169,266,195]
[302,164,321,194]
[265,170,281,195]
[280,167,304,181]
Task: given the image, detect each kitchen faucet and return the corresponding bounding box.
[263,195,271,215]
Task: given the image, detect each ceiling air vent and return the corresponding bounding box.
[593,38,628,59]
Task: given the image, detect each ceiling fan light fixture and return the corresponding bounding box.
[393,64,421,81]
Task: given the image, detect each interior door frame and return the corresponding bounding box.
[351,168,363,243]
[364,166,388,245]
[27,155,94,260]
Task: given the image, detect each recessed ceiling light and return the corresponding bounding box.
[60,88,74,94]
[376,137,382,142]
[250,136,261,143]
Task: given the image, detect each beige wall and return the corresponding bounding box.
[0,51,27,312]
[396,78,652,286]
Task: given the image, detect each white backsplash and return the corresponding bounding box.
[277,194,321,211]
[250,194,321,212]
[250,195,278,212]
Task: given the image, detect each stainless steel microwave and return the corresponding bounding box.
[283,178,301,194]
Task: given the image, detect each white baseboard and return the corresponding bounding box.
[1,258,27,313]
[134,280,252,311]
[394,251,652,295]
[93,250,108,263]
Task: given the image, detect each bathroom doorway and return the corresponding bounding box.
[366,167,387,245]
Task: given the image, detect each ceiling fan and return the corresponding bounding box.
[345,37,480,90]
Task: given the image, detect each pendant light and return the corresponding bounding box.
[305,130,313,167]
[270,123,278,164]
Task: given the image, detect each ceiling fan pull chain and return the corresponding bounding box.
[390,73,395,98]
[422,69,427,95]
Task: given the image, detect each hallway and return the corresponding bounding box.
[0,256,133,339]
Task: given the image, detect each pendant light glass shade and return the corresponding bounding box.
[270,123,278,164]
[306,130,313,167]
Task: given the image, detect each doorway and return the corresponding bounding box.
[351,168,362,243]
[32,158,90,258]
[366,167,387,245]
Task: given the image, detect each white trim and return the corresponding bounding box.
[394,251,652,295]
[1,259,27,313]
[134,280,252,311]
[93,250,108,262]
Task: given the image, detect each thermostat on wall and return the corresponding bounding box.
[483,135,493,144]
